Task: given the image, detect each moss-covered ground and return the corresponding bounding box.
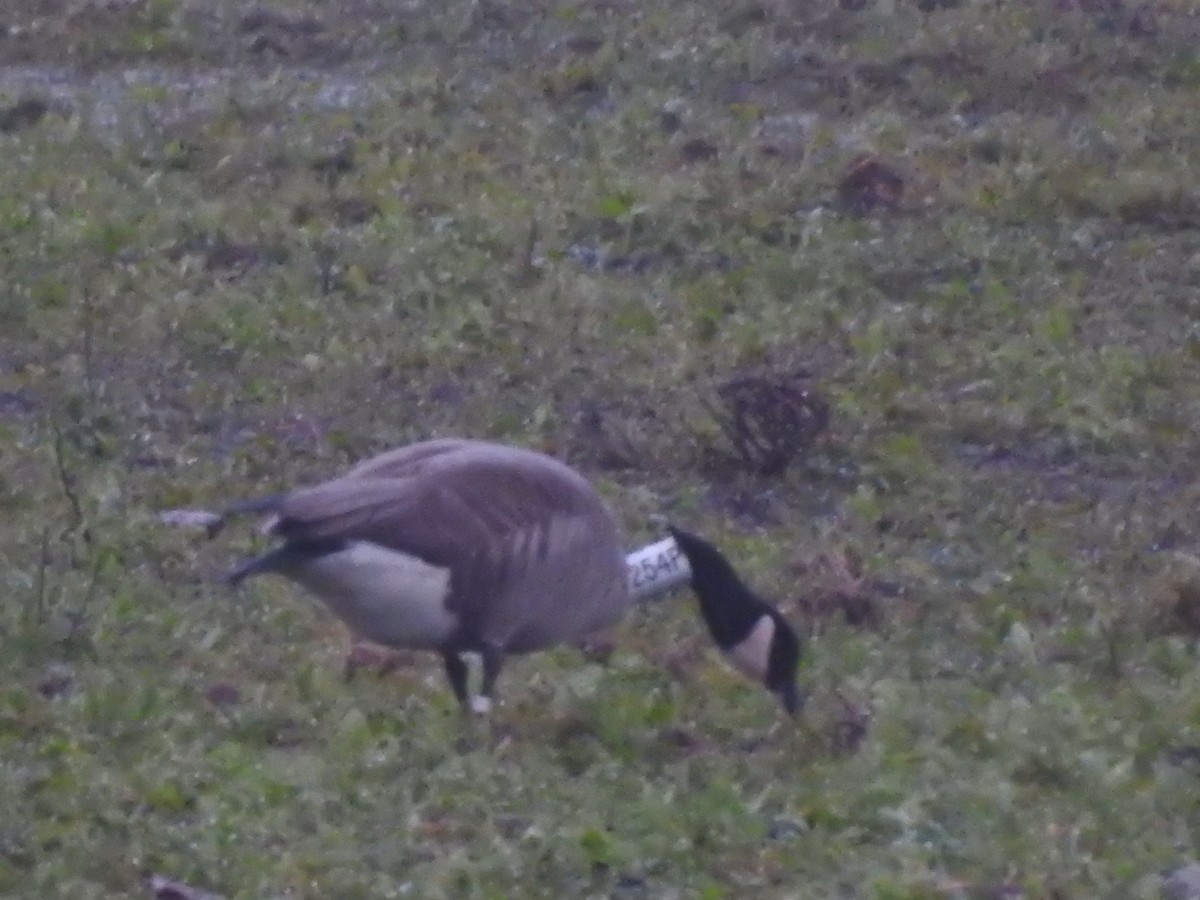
[3,1,1200,896]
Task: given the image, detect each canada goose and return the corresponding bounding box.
[202,438,802,714]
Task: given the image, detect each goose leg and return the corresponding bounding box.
[473,643,505,715]
[442,650,471,710]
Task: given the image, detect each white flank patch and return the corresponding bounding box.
[724,615,775,682]
[289,541,457,648]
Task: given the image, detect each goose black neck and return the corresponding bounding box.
[668,525,769,649]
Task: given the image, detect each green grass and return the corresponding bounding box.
[3,0,1200,896]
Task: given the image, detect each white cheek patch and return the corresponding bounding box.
[724,615,776,682]
[289,541,458,648]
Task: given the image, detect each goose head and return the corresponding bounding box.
[667,525,804,715]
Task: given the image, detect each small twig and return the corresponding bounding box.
[27,525,52,632]
[316,240,336,296]
[52,421,91,547]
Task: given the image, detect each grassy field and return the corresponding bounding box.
[3,0,1200,896]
